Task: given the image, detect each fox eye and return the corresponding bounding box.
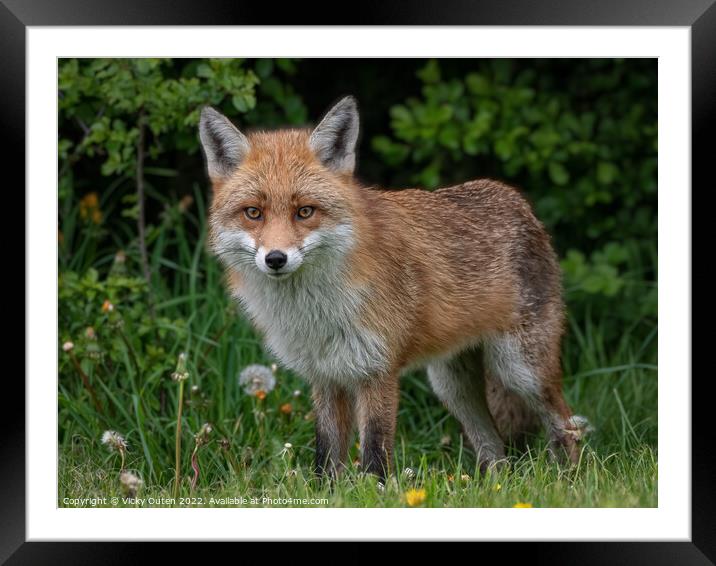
[244,207,262,220]
[296,206,315,220]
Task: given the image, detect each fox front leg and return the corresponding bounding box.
[312,384,354,478]
[357,374,400,481]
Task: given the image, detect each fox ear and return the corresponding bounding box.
[309,96,360,175]
[199,107,250,180]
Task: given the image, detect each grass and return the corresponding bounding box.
[58,184,657,508]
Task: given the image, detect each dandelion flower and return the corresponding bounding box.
[405,488,427,507]
[494,483,502,492]
[119,471,143,498]
[255,390,267,400]
[101,430,127,453]
[62,341,74,352]
[101,299,114,313]
[280,403,292,415]
[513,502,533,508]
[239,364,276,395]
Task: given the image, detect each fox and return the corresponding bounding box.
[198,96,590,480]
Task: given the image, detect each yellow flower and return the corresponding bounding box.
[405,488,427,507]
[101,299,114,313]
[494,483,502,492]
[255,390,267,401]
[513,502,533,508]
[280,403,292,415]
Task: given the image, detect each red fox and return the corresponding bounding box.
[199,96,589,479]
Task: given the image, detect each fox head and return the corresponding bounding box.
[199,96,360,281]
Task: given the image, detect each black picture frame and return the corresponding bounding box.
[7,0,709,562]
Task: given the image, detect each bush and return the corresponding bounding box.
[371,59,657,341]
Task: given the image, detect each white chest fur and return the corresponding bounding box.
[235,269,389,386]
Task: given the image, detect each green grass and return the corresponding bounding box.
[58,184,657,508]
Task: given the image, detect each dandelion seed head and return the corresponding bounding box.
[120,470,143,497]
[62,341,74,352]
[239,364,276,395]
[101,430,127,452]
[292,389,301,398]
[403,467,416,480]
[195,422,213,445]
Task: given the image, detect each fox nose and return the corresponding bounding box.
[265,250,288,270]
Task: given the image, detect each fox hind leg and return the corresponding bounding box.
[427,348,506,472]
[483,330,584,464]
[486,379,540,448]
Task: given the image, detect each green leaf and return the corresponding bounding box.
[548,162,570,186]
[597,161,619,185]
[255,59,274,79]
[196,63,213,78]
[417,59,441,84]
[232,95,249,113]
